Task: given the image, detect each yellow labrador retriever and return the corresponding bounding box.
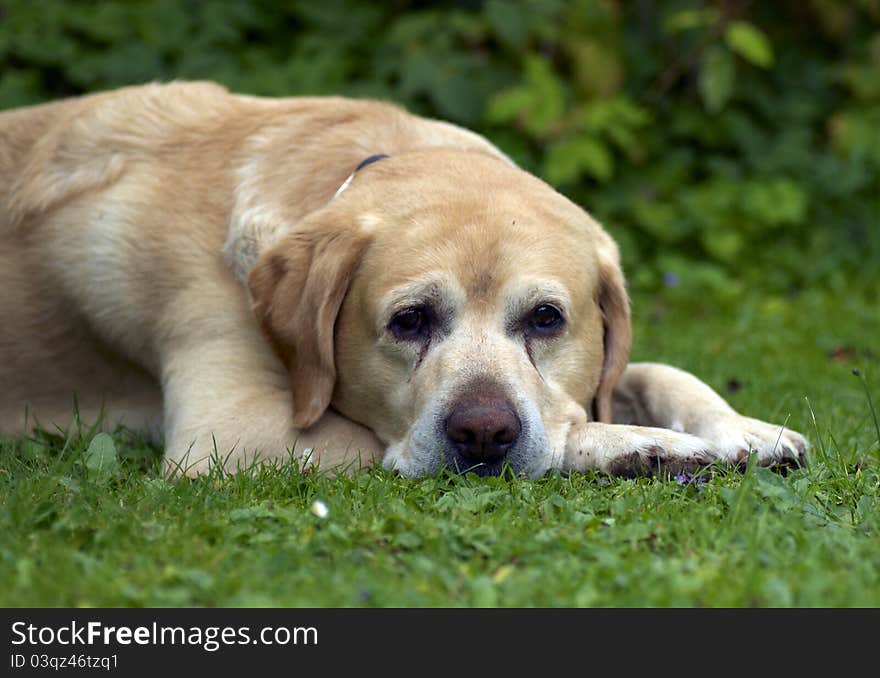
[0,82,806,477]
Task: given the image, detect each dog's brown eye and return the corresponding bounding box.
[527,304,564,335]
[388,306,431,340]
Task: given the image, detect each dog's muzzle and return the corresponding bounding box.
[443,392,522,476]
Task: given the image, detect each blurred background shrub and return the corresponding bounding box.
[1,0,878,304]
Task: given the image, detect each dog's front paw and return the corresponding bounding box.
[695,415,808,469]
[566,424,717,478]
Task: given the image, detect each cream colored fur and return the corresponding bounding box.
[0,82,806,477]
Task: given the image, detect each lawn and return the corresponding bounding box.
[1,286,878,607]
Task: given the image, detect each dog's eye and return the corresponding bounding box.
[388,306,431,340]
[527,304,564,335]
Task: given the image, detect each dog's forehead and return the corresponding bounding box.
[345,150,606,307]
[358,200,599,308]
[352,148,588,226]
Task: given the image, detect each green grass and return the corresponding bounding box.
[2,287,878,607]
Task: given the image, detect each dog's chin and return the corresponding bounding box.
[382,440,543,478]
[443,453,508,477]
[442,450,535,477]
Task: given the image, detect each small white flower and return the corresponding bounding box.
[310,500,329,519]
[301,448,314,468]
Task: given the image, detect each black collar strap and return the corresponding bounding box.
[331,153,391,200]
[333,153,391,199]
[355,153,390,171]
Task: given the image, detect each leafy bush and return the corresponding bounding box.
[1,0,878,301]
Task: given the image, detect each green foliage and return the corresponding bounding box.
[83,432,119,476]
[724,20,774,69]
[1,0,878,300]
[3,371,880,606]
[2,283,879,607]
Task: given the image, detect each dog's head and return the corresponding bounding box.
[248,149,630,477]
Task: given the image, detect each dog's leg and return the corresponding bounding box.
[161,339,384,477]
[563,420,717,477]
[158,285,384,477]
[291,408,386,474]
[609,362,808,467]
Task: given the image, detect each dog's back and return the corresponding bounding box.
[0,99,70,208]
[0,83,237,436]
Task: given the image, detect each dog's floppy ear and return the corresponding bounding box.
[248,216,371,428]
[592,234,632,423]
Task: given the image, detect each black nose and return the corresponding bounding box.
[446,398,521,466]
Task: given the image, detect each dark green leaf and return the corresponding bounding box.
[699,47,736,113]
